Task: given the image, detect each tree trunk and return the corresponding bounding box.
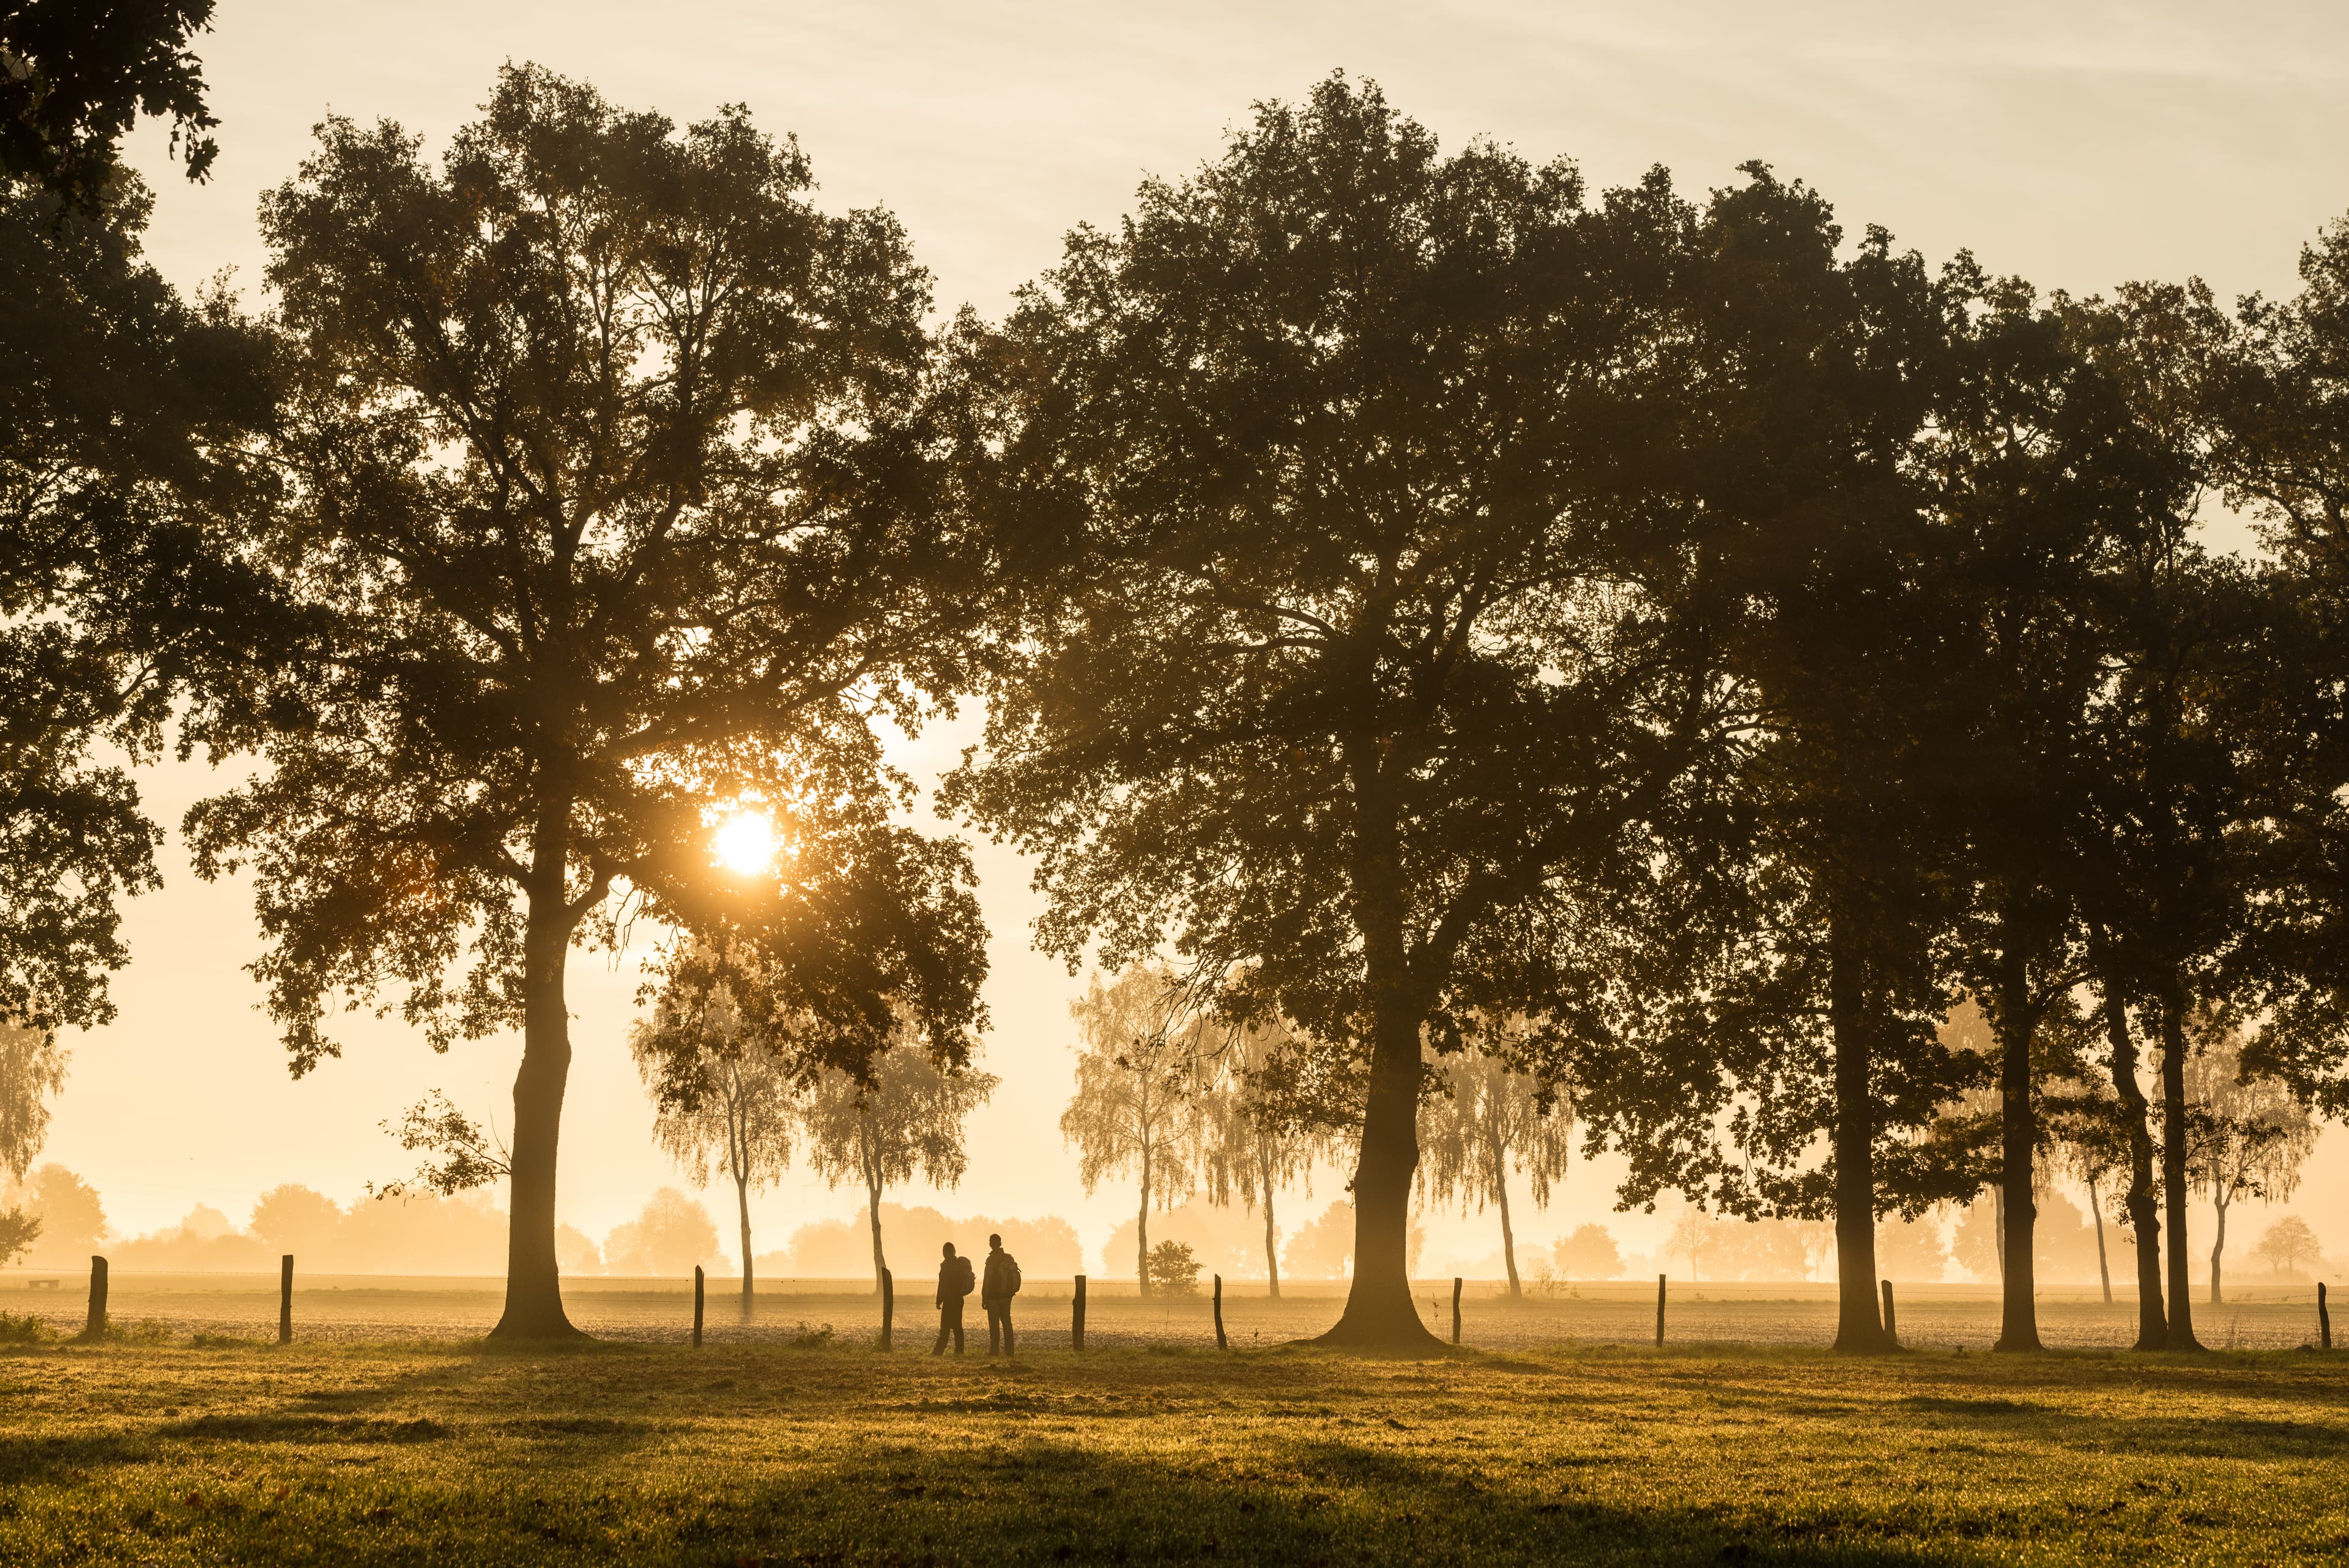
[2095,964,2165,1348]
[735,1170,754,1312]
[1829,907,1890,1353]
[2087,1173,2112,1306]
[2159,989,2202,1350]
[489,868,583,1340]
[865,1169,886,1297]
[1991,949,2042,1353]
[1992,1185,2004,1284]
[2209,1188,2227,1306]
[1263,1181,1282,1301]
[1319,793,1441,1349]
[1137,1155,1151,1299]
[1496,1167,1521,1299]
[1321,998,1441,1347]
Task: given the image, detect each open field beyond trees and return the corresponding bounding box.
[4,1313,2347,1566]
[1,1274,2339,1354]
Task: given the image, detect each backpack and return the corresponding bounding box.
[952,1255,976,1298]
[1002,1254,1022,1297]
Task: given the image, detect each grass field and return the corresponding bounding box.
[4,1302,2347,1565]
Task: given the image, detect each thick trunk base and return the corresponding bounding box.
[488,1287,585,1342]
[1312,1283,1448,1352]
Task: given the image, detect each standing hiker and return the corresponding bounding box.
[933,1241,973,1355]
[982,1232,1022,1356]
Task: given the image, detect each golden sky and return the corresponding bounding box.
[56,0,2349,1272]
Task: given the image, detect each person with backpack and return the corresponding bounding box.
[981,1233,1022,1356]
[933,1241,974,1355]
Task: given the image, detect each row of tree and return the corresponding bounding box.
[5,8,2347,1348]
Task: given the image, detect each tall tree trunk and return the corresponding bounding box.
[2159,989,2202,1350]
[2094,958,2165,1348]
[1992,1185,2004,1284]
[1137,1154,1151,1299]
[1323,1000,1439,1346]
[1263,1178,1282,1301]
[2209,1188,2227,1306]
[1991,948,2042,1353]
[1496,1165,1520,1299]
[864,1166,886,1296]
[2087,1173,2112,1306]
[489,844,582,1340]
[1321,820,1442,1348]
[735,1170,754,1312]
[1829,907,1889,1353]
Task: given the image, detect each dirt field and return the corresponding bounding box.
[4,1269,2331,1351]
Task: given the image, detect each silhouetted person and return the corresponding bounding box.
[933,1241,973,1355]
[982,1232,1022,1356]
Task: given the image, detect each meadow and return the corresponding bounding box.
[4,1279,2345,1565]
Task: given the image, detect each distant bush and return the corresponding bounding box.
[1553,1223,1624,1281]
[1146,1239,1201,1295]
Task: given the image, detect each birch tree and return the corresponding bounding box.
[629,962,799,1312]
[801,1028,996,1293]
[1417,1045,1573,1297]
[1061,967,1206,1296]
[2184,1019,2317,1304]
[1199,1017,1337,1298]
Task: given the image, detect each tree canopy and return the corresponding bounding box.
[186,65,995,1337]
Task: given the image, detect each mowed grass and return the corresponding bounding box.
[2,1325,2346,1566]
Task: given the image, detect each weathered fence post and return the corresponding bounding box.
[83,1255,108,1340]
[880,1267,894,1351]
[1452,1277,1463,1345]
[280,1255,294,1345]
[1880,1279,1897,1346]
[2321,1282,2332,1351]
[1212,1274,1227,1349]
[692,1266,705,1348]
[1072,1274,1086,1352]
[1655,1274,1666,1348]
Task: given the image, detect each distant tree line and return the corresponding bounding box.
[4,11,2347,1350]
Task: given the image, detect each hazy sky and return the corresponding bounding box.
[53,0,2349,1273]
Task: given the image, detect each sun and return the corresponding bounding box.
[712,810,779,876]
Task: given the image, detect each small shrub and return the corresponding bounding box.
[785,1322,834,1348]
[0,1310,58,1345]
[94,1318,173,1345]
[1145,1241,1201,1296]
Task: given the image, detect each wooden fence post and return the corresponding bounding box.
[880,1268,894,1350]
[2321,1282,2332,1351]
[83,1255,108,1340]
[1451,1277,1463,1345]
[1072,1274,1086,1352]
[1880,1279,1897,1346]
[1654,1274,1666,1348]
[280,1255,294,1345]
[1212,1274,1227,1349]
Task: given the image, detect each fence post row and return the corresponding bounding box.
[692,1265,705,1348]
[880,1268,894,1351]
[1072,1274,1086,1352]
[280,1255,294,1345]
[1880,1279,1897,1347]
[2321,1281,2332,1351]
[1212,1274,1228,1349]
[1655,1274,1666,1348]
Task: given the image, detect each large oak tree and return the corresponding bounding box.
[949,76,1735,1345]
[189,67,992,1337]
